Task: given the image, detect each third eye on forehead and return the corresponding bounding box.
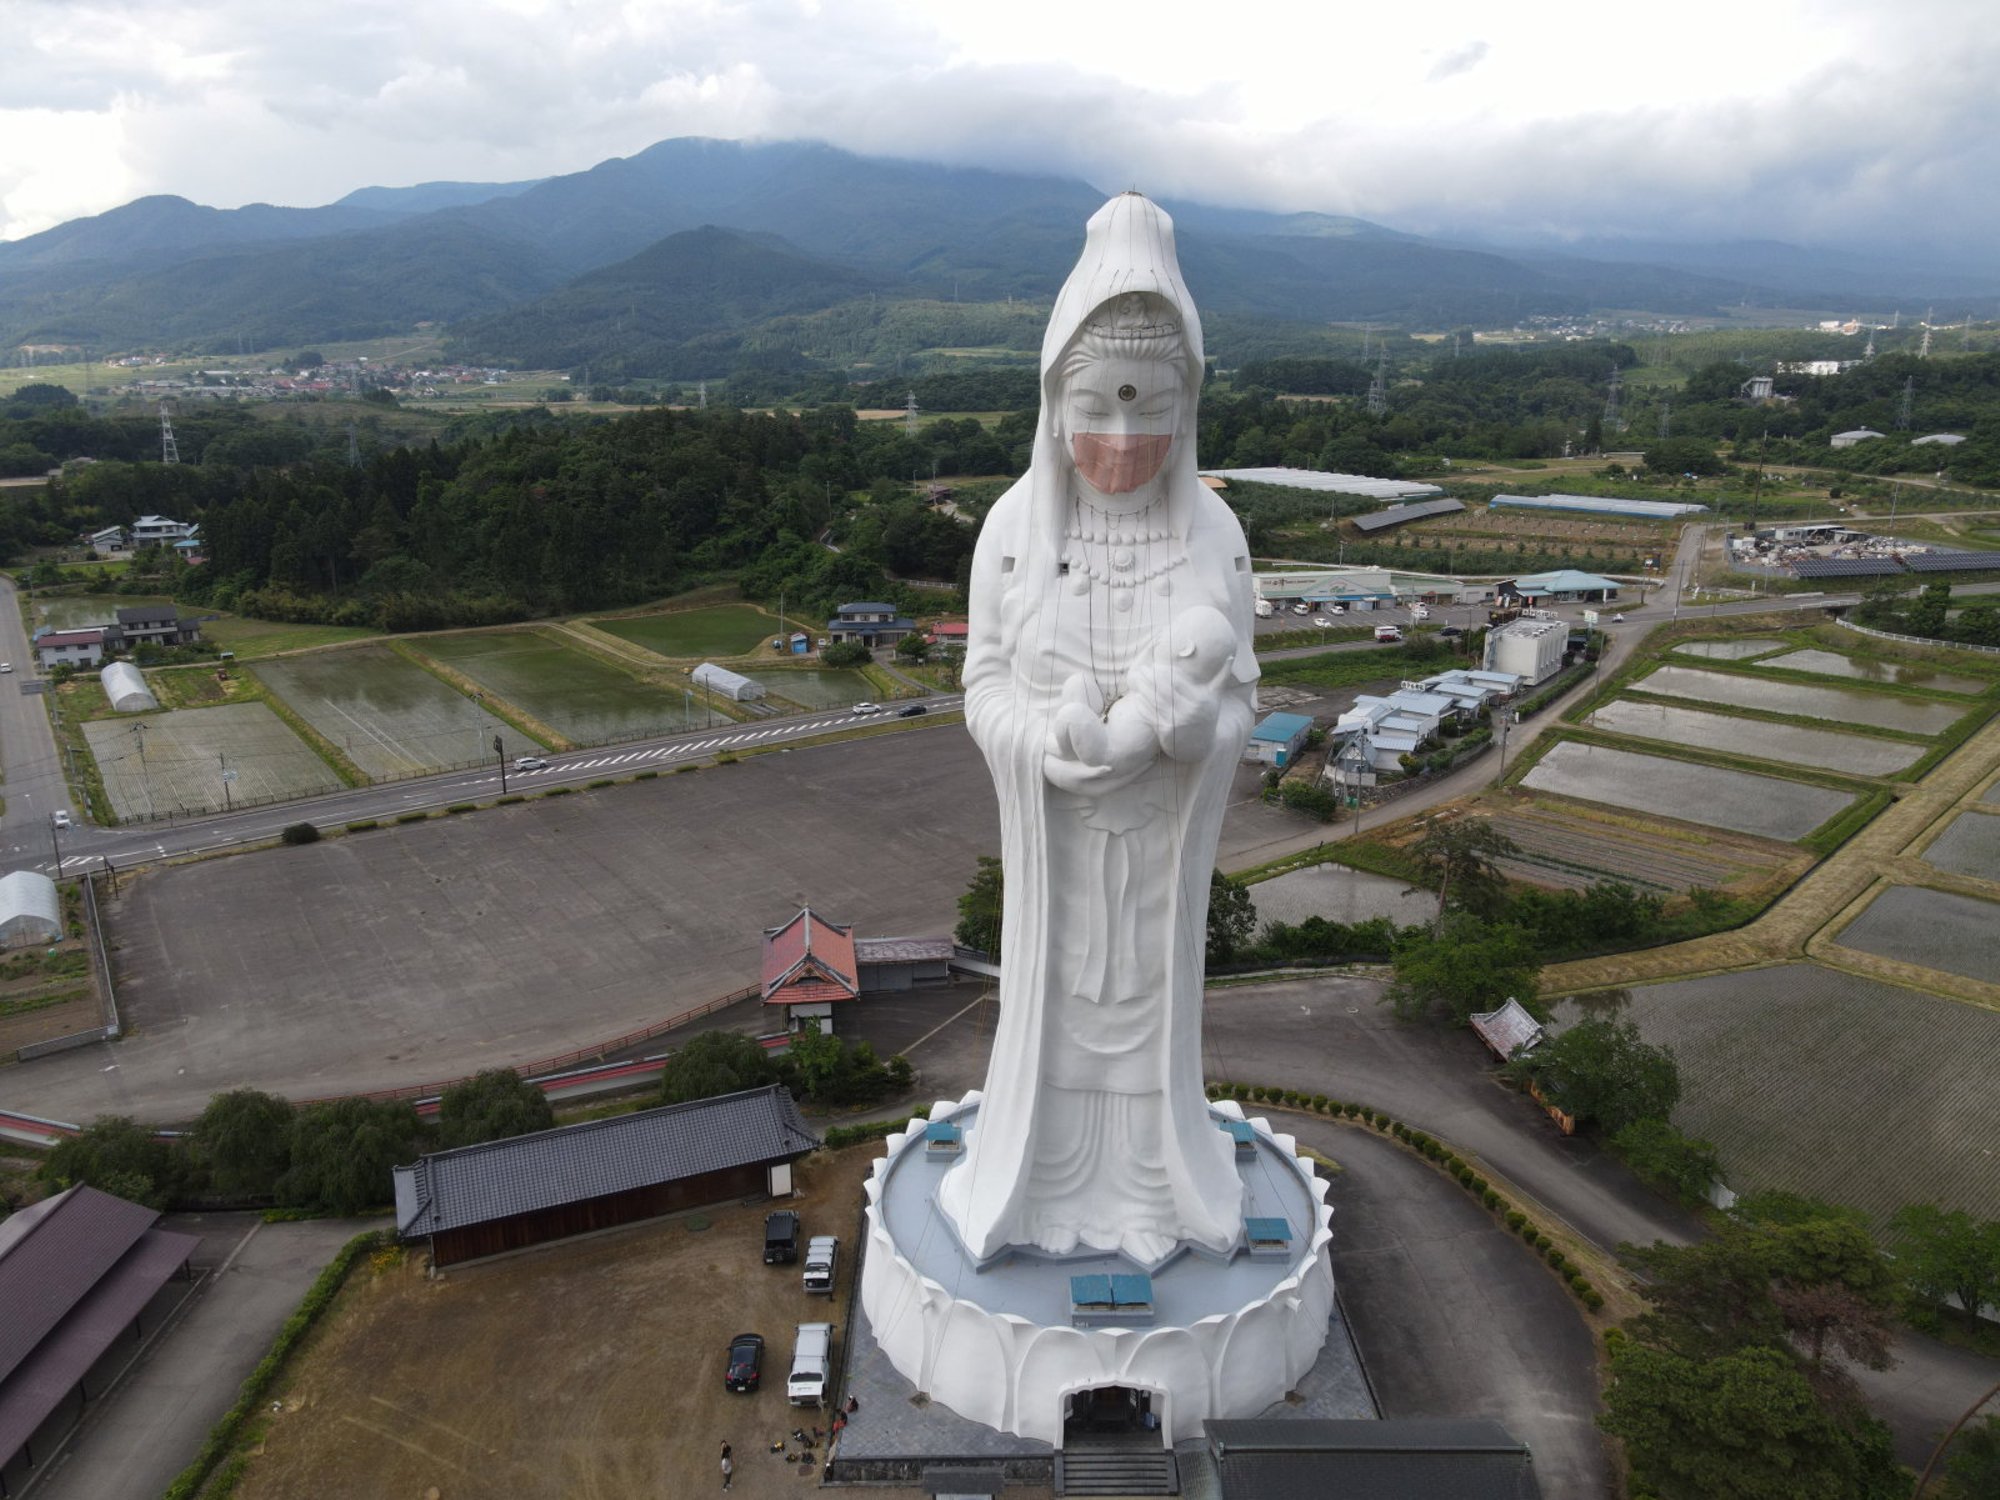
[1071,373,1177,418]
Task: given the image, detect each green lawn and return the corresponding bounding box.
[594,605,781,660]
[201,615,384,659]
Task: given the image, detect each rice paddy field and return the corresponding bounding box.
[1520,741,1855,841]
[1583,700,1925,777]
[414,631,699,741]
[748,667,874,708]
[1635,663,1969,734]
[1560,965,2000,1225]
[1673,639,1785,660]
[1485,799,1804,894]
[82,702,342,819]
[1920,810,2000,881]
[26,595,379,658]
[254,647,519,778]
[593,605,779,660]
[31,593,171,631]
[1756,648,1991,696]
[1832,885,2000,985]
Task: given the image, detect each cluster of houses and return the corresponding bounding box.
[34,605,202,671]
[82,516,201,563]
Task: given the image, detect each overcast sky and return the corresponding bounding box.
[4,0,1993,255]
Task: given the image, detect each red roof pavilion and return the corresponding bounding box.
[762,908,860,1007]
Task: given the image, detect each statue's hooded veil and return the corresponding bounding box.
[938,193,1252,1263]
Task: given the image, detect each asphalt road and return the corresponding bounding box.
[0,576,77,867]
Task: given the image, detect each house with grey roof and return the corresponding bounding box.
[393,1084,819,1268]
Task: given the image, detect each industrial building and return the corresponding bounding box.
[1502,570,1623,604]
[1484,620,1568,685]
[1489,493,1707,520]
[1251,566,1483,609]
[1244,712,1314,769]
[1349,498,1466,534]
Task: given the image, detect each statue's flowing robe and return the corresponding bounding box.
[937,196,1260,1261]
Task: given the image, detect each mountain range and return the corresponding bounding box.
[1,137,1993,377]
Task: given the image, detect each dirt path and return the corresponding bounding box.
[1545,709,2000,1001]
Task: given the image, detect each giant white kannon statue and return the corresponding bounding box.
[936,191,1257,1266]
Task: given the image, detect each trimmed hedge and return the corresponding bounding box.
[394,811,429,824]
[279,822,320,846]
[343,819,377,832]
[162,1230,384,1500]
[588,778,614,788]
[540,786,573,798]
[445,803,475,814]
[1205,1082,1607,1312]
[495,795,525,806]
[822,1115,922,1150]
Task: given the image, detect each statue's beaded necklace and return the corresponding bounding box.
[1062,492,1187,712]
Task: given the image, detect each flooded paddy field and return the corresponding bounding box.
[1488,799,1803,894]
[416,631,698,742]
[33,593,172,631]
[1673,638,1786,660]
[255,647,518,778]
[1921,811,2000,880]
[1585,699,1924,777]
[750,667,875,708]
[84,702,340,819]
[1755,648,1990,696]
[1833,885,2000,984]
[1562,965,2000,1224]
[1521,740,1854,841]
[1635,663,1969,734]
[594,605,776,660]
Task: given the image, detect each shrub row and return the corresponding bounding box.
[394,811,429,824]
[1205,1083,1606,1312]
[162,1230,385,1500]
[821,1114,922,1150]
[343,819,377,832]
[445,803,475,814]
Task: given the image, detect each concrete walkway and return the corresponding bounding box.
[23,1214,369,1500]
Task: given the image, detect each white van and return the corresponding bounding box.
[1254,599,1275,618]
[1374,624,1403,643]
[803,1235,838,1296]
[788,1322,834,1406]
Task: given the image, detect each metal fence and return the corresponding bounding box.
[1837,617,2000,656]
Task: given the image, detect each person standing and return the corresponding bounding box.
[720,1442,733,1491]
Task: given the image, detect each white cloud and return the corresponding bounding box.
[0,0,1993,257]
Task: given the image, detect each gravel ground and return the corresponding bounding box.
[1246,863,1437,928]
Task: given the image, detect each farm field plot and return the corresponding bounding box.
[1756,648,1990,696]
[1487,799,1801,894]
[1921,810,2000,880]
[255,647,516,778]
[1987,781,2000,804]
[1250,864,1437,927]
[1584,700,1925,777]
[416,631,697,742]
[1520,741,1855,841]
[1636,664,1968,734]
[1673,639,1786,660]
[199,615,381,659]
[83,703,340,819]
[229,1149,879,1500]
[1833,885,2000,984]
[595,604,775,660]
[1568,965,2000,1225]
[32,593,171,631]
[749,667,873,707]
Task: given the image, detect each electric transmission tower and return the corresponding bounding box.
[1366,360,1387,417]
[1896,377,1915,430]
[159,403,179,464]
[1919,307,1934,358]
[1863,331,1876,360]
[697,379,708,409]
[1602,366,1625,435]
[905,392,921,437]
[1658,401,1672,440]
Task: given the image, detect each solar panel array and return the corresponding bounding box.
[1790,557,1905,579]
[1904,551,2000,573]
[1351,498,1466,533]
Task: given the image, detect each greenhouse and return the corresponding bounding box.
[691,662,766,702]
[100,661,158,713]
[0,870,63,946]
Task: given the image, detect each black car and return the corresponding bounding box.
[897,704,928,718]
[724,1332,765,1392]
[1440,626,1464,638]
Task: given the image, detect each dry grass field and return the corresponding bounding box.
[231,1147,926,1500]
[1482,795,1808,897]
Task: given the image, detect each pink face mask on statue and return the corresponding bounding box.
[1070,432,1172,494]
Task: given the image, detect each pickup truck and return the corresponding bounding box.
[802,1235,838,1295]
[764,1209,800,1265]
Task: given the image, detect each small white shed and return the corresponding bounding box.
[100,661,159,713]
[0,870,63,946]
[692,662,766,702]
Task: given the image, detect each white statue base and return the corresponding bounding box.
[858,1095,1335,1447]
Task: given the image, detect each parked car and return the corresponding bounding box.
[850,701,881,716]
[1254,599,1276,618]
[803,1235,839,1295]
[513,756,547,771]
[1440,626,1464,638]
[1611,613,1626,623]
[764,1209,800,1264]
[52,810,72,830]
[0,662,13,673]
[1291,602,1311,615]
[896,704,928,718]
[1328,604,1346,614]
[724,1332,765,1392]
[788,1322,834,1406]
[1313,617,1333,628]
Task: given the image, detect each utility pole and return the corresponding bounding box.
[496,734,508,794]
[48,812,63,875]
[220,751,233,812]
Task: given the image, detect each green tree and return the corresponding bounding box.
[1509,1017,1680,1136]
[276,1099,426,1215]
[658,1029,778,1106]
[1905,579,1951,639]
[39,1116,180,1209]
[1384,914,1540,1025]
[1407,818,1518,928]
[1206,869,1257,966]
[1943,1414,2000,1500]
[436,1068,555,1150]
[821,640,871,667]
[1887,1203,2000,1322]
[1600,1342,1902,1500]
[1612,1118,1721,1207]
[955,854,1004,954]
[893,630,932,663]
[786,1019,843,1102]
[193,1088,296,1199]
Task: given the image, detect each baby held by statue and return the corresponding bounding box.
[1048,605,1237,773]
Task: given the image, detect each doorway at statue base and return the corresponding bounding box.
[856,1094,1336,1447]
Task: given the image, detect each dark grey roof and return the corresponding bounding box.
[0,1185,198,1463]
[1352,498,1466,533]
[1905,550,2000,572]
[115,605,177,626]
[1208,1419,1539,1500]
[393,1084,819,1238]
